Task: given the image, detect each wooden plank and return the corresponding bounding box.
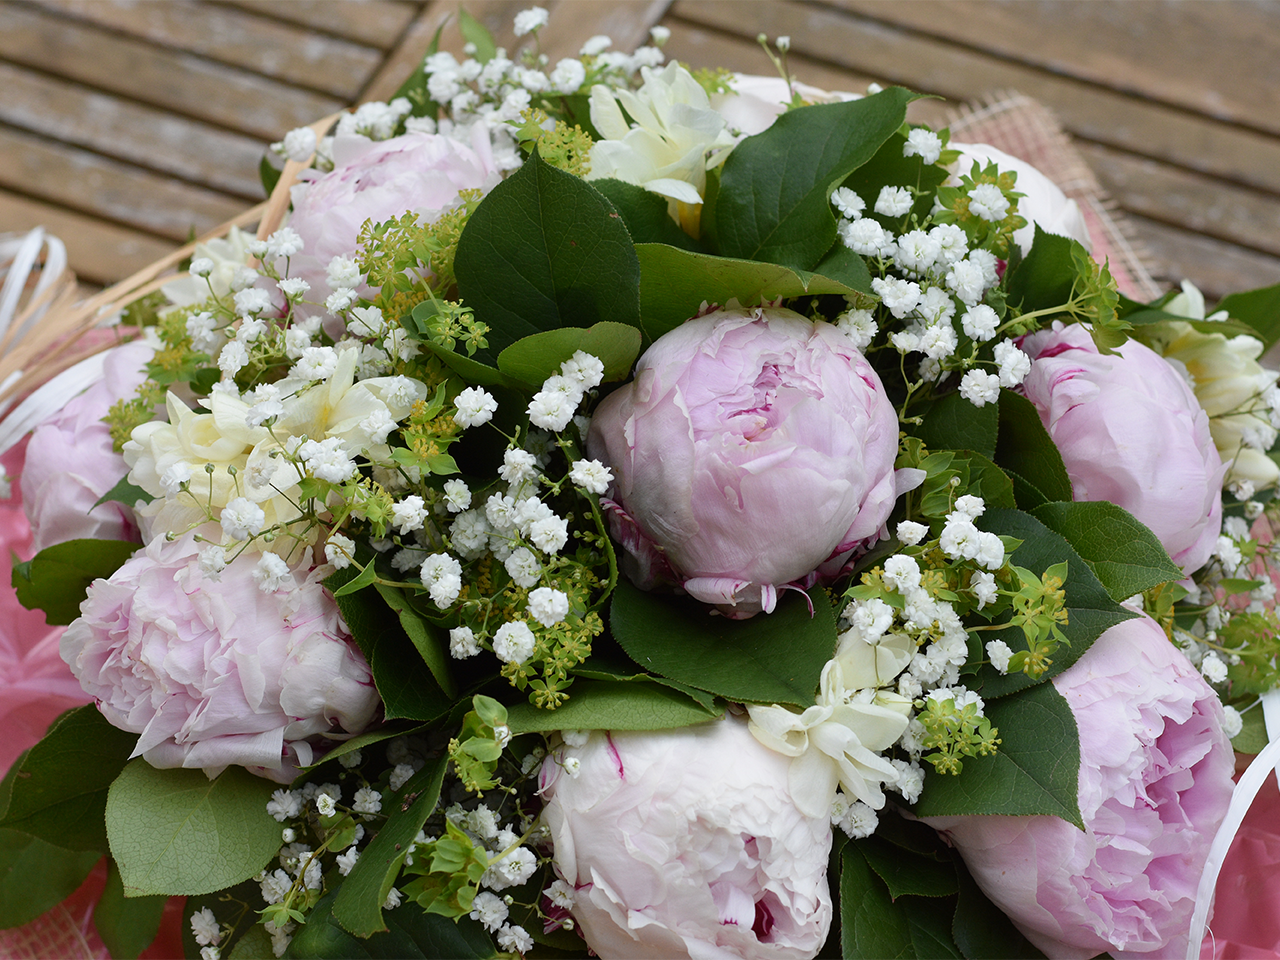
[536,0,672,64]
[217,0,421,50]
[0,191,176,287]
[826,0,1280,137]
[661,18,951,128]
[0,62,266,200]
[0,4,344,142]
[31,0,383,100]
[0,127,246,243]
[669,0,1280,196]
[1129,213,1280,303]
[1079,142,1280,259]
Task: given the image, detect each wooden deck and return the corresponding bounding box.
[0,0,1276,302]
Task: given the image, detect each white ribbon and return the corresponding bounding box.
[1185,687,1280,960]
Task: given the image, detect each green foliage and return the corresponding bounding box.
[917,694,1002,775]
[93,474,154,511]
[0,829,101,927]
[496,321,641,388]
[12,538,141,625]
[589,178,706,251]
[609,579,837,708]
[448,696,508,795]
[93,859,168,960]
[506,678,720,734]
[994,390,1072,508]
[105,761,281,896]
[840,843,963,959]
[285,889,498,959]
[513,108,593,176]
[932,158,1026,259]
[1002,229,1124,350]
[1000,561,1071,680]
[914,681,1083,827]
[1217,281,1280,350]
[454,150,642,357]
[915,390,1000,461]
[951,857,1047,958]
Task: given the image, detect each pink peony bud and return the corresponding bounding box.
[285,130,500,313]
[587,306,902,617]
[539,713,833,959]
[21,339,155,552]
[925,615,1235,959]
[1020,322,1226,574]
[60,532,379,783]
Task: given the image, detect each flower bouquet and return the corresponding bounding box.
[4,8,1280,959]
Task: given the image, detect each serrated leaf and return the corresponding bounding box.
[637,243,868,338]
[505,679,720,734]
[1031,501,1183,600]
[712,88,916,268]
[959,452,1016,511]
[841,843,912,959]
[1003,228,1078,315]
[914,681,1082,826]
[454,151,641,357]
[995,390,1072,506]
[973,508,1135,698]
[286,889,498,959]
[374,584,455,699]
[106,761,281,896]
[496,321,641,387]
[333,757,447,937]
[917,390,999,461]
[608,580,835,708]
[589,178,705,251]
[94,858,167,960]
[858,836,958,900]
[0,705,136,851]
[13,537,140,625]
[0,828,101,927]
[951,856,1047,959]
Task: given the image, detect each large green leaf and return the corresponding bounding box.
[974,508,1135,698]
[842,129,951,231]
[328,566,453,723]
[589,178,705,251]
[496,321,641,387]
[105,761,281,896]
[711,88,916,268]
[374,584,456,699]
[1003,228,1078,315]
[93,859,167,960]
[1031,501,1183,600]
[840,844,962,959]
[12,538,140,625]
[333,757,447,937]
[608,580,836,708]
[454,151,641,356]
[0,705,136,852]
[1217,281,1280,350]
[857,836,958,900]
[951,858,1046,959]
[995,390,1072,506]
[505,679,720,734]
[637,243,867,337]
[917,390,999,461]
[913,681,1083,827]
[286,890,498,959]
[0,829,101,928]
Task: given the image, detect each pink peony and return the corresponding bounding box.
[587,306,901,617]
[926,616,1235,959]
[21,339,154,553]
[539,713,833,959]
[1020,322,1225,574]
[285,129,500,311]
[60,532,379,783]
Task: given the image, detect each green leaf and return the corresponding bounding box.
[0,829,100,928]
[995,390,1072,506]
[94,858,167,960]
[1031,501,1183,600]
[840,843,912,958]
[843,129,951,230]
[333,757,447,937]
[958,452,1016,511]
[914,681,1083,827]
[589,178,705,251]
[374,584,456,699]
[712,88,916,268]
[1233,704,1269,754]
[416,339,523,390]
[180,877,264,959]
[609,580,835,708]
[858,836,958,899]
[951,856,1047,959]
[1217,282,1280,350]
[454,151,641,357]
[505,679,720,734]
[93,474,154,510]
[0,705,137,852]
[637,243,868,338]
[1003,228,1077,315]
[810,241,873,295]
[456,9,496,64]
[496,321,642,387]
[328,566,453,723]
[12,538,141,625]
[332,559,379,597]
[260,153,282,198]
[105,761,281,896]
[974,508,1135,698]
[917,390,999,461]
[229,924,276,960]
[286,890,498,959]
